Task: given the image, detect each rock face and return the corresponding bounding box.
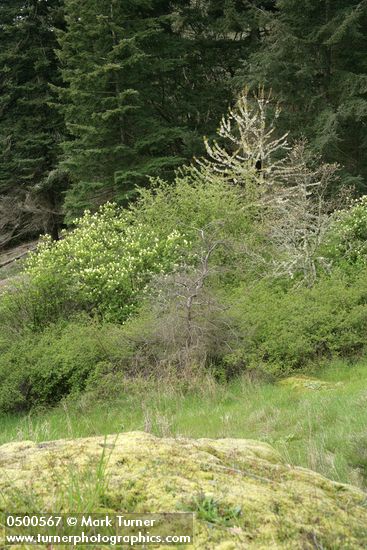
[1,431,367,549]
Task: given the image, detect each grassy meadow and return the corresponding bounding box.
[2,358,367,490]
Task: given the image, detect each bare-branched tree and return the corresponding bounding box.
[131,225,236,372]
[195,88,344,285]
[196,87,293,188]
[267,143,340,285]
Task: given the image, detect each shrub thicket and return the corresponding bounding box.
[0,319,129,412]
[226,269,367,374]
[325,196,367,268]
[25,203,185,324]
[12,172,256,329]
[2,263,367,414]
[1,91,367,412]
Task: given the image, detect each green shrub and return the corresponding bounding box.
[325,195,367,268]
[0,319,129,413]
[226,270,367,375]
[19,174,257,328]
[25,203,185,324]
[131,170,254,242]
[2,269,366,414]
[0,275,78,334]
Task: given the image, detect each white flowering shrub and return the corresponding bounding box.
[20,171,253,328]
[26,203,186,322]
[326,196,367,267]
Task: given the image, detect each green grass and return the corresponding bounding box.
[1,359,367,489]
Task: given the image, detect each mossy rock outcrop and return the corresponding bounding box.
[278,375,343,391]
[1,431,367,548]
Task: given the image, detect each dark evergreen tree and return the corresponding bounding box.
[0,0,66,243]
[57,0,271,218]
[244,0,367,191]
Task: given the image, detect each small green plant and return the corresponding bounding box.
[59,437,114,513]
[186,493,241,526]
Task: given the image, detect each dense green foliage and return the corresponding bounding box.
[1,175,367,410]
[1,87,367,412]
[246,0,367,190]
[25,203,185,322]
[1,1,367,235]
[0,0,62,191]
[56,0,263,217]
[0,319,127,412]
[0,0,66,242]
[227,270,367,374]
[13,172,253,328]
[2,257,367,412]
[1,3,367,430]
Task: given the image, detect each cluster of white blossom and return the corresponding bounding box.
[26,203,186,321]
[329,195,367,265]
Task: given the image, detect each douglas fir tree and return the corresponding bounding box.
[245,0,367,191]
[0,0,65,243]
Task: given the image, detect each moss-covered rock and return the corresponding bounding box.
[1,431,366,548]
[278,375,343,391]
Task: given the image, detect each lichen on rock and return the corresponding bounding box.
[278,375,343,391]
[0,431,366,548]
